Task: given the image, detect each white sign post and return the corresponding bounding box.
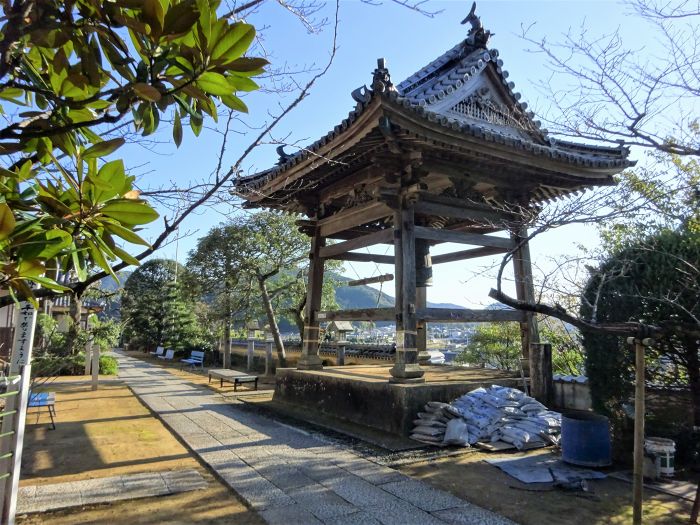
[0,301,37,525]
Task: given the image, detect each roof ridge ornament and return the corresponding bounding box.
[372,58,395,93]
[351,85,372,104]
[461,2,493,48]
[276,145,292,164]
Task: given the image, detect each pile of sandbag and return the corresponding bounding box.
[409,401,453,445]
[410,385,562,450]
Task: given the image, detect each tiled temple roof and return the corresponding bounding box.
[235,18,632,199]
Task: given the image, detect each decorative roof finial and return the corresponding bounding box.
[372,58,395,93]
[461,2,493,47]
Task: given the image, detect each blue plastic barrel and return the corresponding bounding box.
[561,411,612,467]
[443,351,457,363]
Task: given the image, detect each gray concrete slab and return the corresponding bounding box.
[380,479,468,512]
[115,351,518,525]
[431,506,520,525]
[17,469,206,515]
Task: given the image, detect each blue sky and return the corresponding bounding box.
[130,0,650,307]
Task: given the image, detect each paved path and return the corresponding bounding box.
[117,352,517,525]
[18,469,206,514]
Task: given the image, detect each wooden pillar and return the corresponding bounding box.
[416,287,429,365]
[390,206,424,382]
[511,226,539,360]
[298,225,325,370]
[628,337,650,525]
[415,239,431,365]
[264,333,274,376]
[529,343,552,405]
[246,334,255,372]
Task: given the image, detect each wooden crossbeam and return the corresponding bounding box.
[318,201,392,237]
[416,308,526,323]
[326,252,395,265]
[432,246,510,265]
[414,226,514,249]
[317,308,396,322]
[413,191,510,224]
[319,229,393,259]
[347,274,394,287]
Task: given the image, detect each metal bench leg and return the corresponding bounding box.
[254,378,258,391]
[234,380,238,392]
[48,405,56,430]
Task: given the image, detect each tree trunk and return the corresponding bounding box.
[294,295,306,340]
[685,336,700,427]
[223,317,231,369]
[257,275,286,367]
[67,293,83,356]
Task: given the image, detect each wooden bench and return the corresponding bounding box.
[208,369,258,392]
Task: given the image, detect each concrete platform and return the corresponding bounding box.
[274,365,521,437]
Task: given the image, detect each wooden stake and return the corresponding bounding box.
[91,343,99,391]
[628,336,646,525]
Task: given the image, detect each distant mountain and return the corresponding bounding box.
[332,273,467,310]
[334,274,393,309]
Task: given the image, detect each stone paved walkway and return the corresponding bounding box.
[18,469,207,514]
[117,352,518,525]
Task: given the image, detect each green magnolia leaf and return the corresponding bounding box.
[112,245,141,266]
[228,75,258,92]
[225,56,269,73]
[142,0,165,38]
[103,221,151,246]
[133,83,162,102]
[220,95,248,113]
[100,199,160,225]
[89,159,129,203]
[17,259,45,277]
[173,110,183,147]
[86,238,116,277]
[17,229,73,260]
[0,203,16,240]
[71,250,88,281]
[197,71,232,96]
[82,138,125,159]
[0,87,25,102]
[163,0,199,36]
[25,275,71,291]
[190,112,203,136]
[211,22,255,62]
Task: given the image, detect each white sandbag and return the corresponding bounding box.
[442,418,470,447]
[412,425,445,437]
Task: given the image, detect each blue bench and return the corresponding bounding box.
[180,350,205,370]
[28,391,56,430]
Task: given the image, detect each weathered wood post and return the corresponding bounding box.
[246,322,256,373]
[628,336,652,525]
[298,223,325,370]
[511,225,539,360]
[337,339,346,366]
[529,343,552,405]
[91,343,99,391]
[264,327,274,376]
[415,239,432,366]
[0,301,37,525]
[84,343,92,375]
[390,201,424,383]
